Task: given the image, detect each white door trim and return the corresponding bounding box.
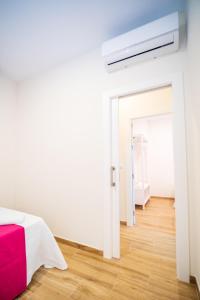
[111,98,120,258]
[127,119,135,226]
[102,73,190,282]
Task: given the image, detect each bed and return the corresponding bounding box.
[0,207,67,300]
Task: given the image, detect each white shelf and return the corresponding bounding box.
[133,134,150,208]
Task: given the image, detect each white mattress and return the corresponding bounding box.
[0,207,68,285]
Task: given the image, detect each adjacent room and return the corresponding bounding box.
[119,86,174,219]
[119,87,176,283]
[0,0,200,299]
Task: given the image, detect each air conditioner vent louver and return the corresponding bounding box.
[107,41,174,66]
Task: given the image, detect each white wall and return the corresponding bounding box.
[133,115,174,198]
[0,1,196,282]
[186,0,200,287]
[0,75,16,208]
[16,48,186,250]
[119,87,172,221]
[0,3,198,282]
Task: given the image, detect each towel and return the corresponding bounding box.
[0,224,27,300]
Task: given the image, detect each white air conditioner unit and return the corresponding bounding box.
[102,12,180,72]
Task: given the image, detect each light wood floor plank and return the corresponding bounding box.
[19,198,198,299]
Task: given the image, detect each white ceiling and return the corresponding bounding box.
[0,0,186,81]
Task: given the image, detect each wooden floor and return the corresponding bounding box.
[19,198,198,300]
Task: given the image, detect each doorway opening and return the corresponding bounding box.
[103,74,189,282]
[119,87,177,281]
[119,87,174,228]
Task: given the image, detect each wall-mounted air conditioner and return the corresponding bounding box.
[102,12,180,72]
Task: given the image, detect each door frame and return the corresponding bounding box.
[102,73,190,282]
[128,112,173,225]
[127,118,136,226]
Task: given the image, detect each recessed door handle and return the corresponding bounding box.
[111,166,116,187]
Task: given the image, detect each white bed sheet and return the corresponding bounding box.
[0,208,68,285]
